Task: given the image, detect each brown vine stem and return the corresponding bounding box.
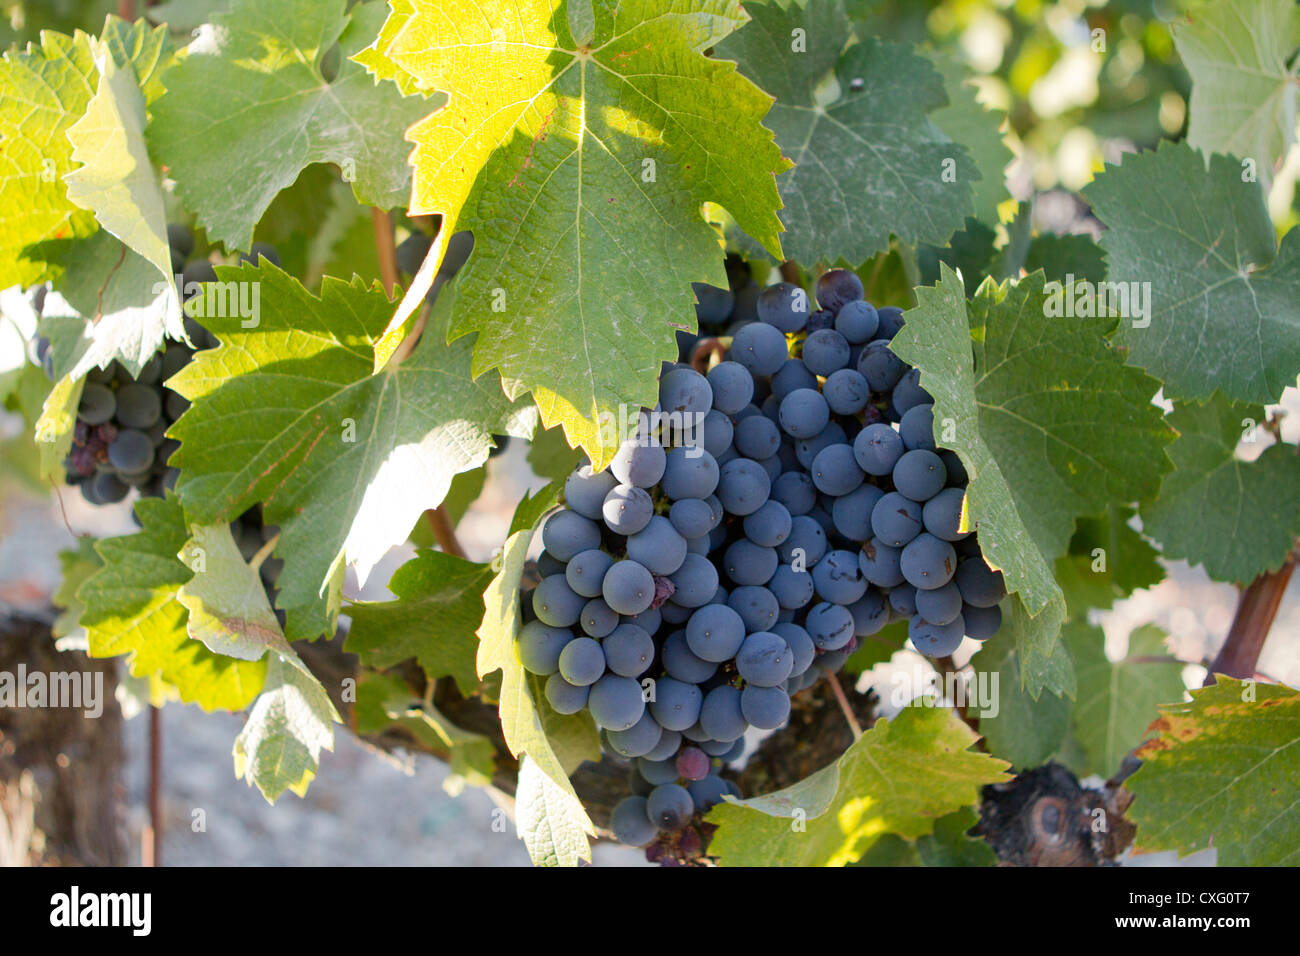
[779,260,802,285]
[144,705,161,867]
[424,507,467,559]
[117,0,136,18]
[823,671,863,741]
[1203,544,1299,686]
[371,207,400,296]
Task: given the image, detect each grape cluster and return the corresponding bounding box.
[517,262,1007,854]
[56,225,282,508]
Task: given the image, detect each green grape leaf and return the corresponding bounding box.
[65,41,183,347]
[1022,233,1107,285]
[167,264,532,641]
[854,807,996,867]
[718,0,976,266]
[0,16,169,288]
[707,705,1009,866]
[927,53,1011,225]
[1084,141,1300,405]
[176,522,290,662]
[52,538,103,641]
[148,0,436,251]
[77,495,266,711]
[345,550,494,695]
[893,265,1171,686]
[527,424,582,484]
[1141,396,1300,584]
[917,218,998,296]
[1063,622,1185,779]
[476,482,596,866]
[976,606,1072,767]
[1054,505,1164,618]
[1172,0,1300,184]
[1127,678,1300,865]
[233,648,339,802]
[359,0,788,468]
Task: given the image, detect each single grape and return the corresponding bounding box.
[536,551,566,579]
[831,484,884,541]
[918,487,967,542]
[731,414,778,461]
[699,409,734,459]
[668,553,720,608]
[650,678,704,731]
[771,471,816,515]
[741,685,791,730]
[706,361,754,415]
[603,623,655,678]
[757,282,809,332]
[899,403,936,452]
[669,498,713,539]
[107,430,154,473]
[815,269,864,314]
[662,630,718,683]
[601,483,653,535]
[564,465,618,520]
[611,795,658,846]
[685,603,747,662]
[954,556,1006,607]
[611,439,667,488]
[893,449,947,502]
[914,581,963,625]
[857,339,906,391]
[602,559,656,615]
[716,457,771,516]
[900,533,957,590]
[727,585,780,632]
[730,321,788,376]
[810,442,863,496]
[542,509,602,560]
[909,614,965,658]
[776,514,828,565]
[639,756,681,786]
[545,673,590,714]
[517,620,573,674]
[78,382,117,425]
[871,492,923,547]
[607,712,665,758]
[805,602,855,650]
[693,282,734,325]
[627,515,688,575]
[687,775,731,811]
[847,589,889,636]
[532,575,586,627]
[89,471,130,504]
[962,603,1002,640]
[588,674,646,730]
[769,564,814,610]
[659,366,713,419]
[723,539,778,587]
[566,548,613,598]
[778,388,830,440]
[700,686,747,742]
[647,783,695,830]
[892,367,932,415]
[812,549,868,604]
[835,299,879,343]
[801,329,850,376]
[743,499,792,547]
[875,306,905,339]
[853,422,904,476]
[889,583,918,617]
[736,631,793,686]
[858,538,905,588]
[579,597,620,638]
[661,447,720,500]
[823,368,870,415]
[644,729,684,763]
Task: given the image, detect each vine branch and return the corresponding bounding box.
[371,207,400,296]
[1204,543,1299,685]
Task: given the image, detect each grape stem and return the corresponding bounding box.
[424,507,467,559]
[117,0,136,18]
[1204,541,1299,686]
[778,261,801,285]
[823,670,863,741]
